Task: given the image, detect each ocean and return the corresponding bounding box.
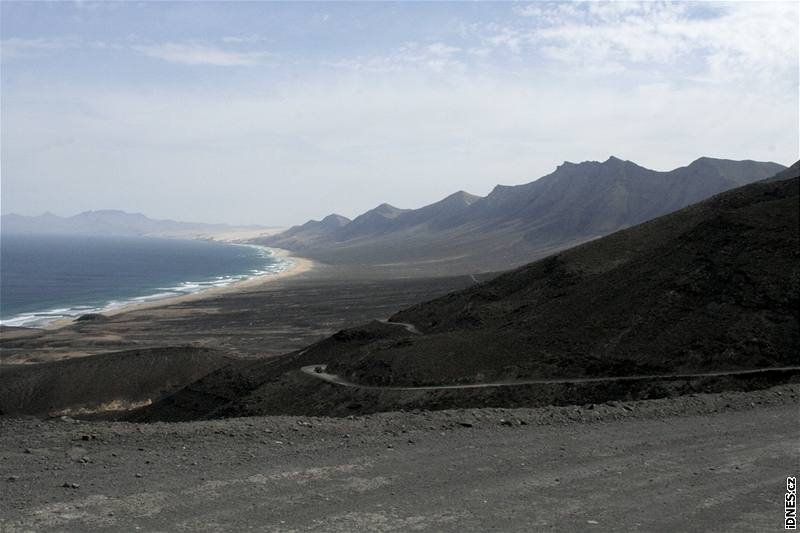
[0,233,289,327]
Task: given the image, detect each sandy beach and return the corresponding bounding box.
[36,246,315,331]
[143,226,285,242]
[0,269,477,365]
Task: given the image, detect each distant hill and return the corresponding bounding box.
[255,157,785,274]
[134,163,799,420]
[0,346,232,417]
[262,213,351,250]
[343,163,800,385]
[0,209,270,238]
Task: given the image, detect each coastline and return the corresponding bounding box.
[21,246,314,331]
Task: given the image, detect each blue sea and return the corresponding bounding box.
[0,234,289,327]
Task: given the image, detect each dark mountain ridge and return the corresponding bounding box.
[359,167,800,385]
[256,157,785,274]
[135,163,798,420]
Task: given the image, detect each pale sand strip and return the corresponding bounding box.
[41,247,314,330]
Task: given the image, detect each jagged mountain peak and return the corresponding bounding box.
[256,157,787,274]
[319,214,351,228]
[371,203,405,215]
[434,190,480,206]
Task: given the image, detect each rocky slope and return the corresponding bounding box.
[256,157,785,274]
[0,347,232,417]
[133,165,798,419]
[338,169,800,386]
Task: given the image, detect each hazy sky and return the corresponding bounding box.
[1,1,798,225]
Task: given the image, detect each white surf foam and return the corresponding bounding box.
[0,245,294,328]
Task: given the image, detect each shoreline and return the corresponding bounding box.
[5,246,314,332]
[93,248,314,321]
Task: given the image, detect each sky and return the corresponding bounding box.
[1,1,798,226]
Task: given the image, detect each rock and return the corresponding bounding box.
[67,447,87,462]
[458,422,473,428]
[499,419,514,426]
[62,482,80,489]
[7,475,19,482]
[74,313,109,323]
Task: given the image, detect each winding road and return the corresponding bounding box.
[300,364,800,391]
[376,319,421,335]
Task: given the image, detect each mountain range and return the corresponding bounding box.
[133,162,799,419]
[0,210,266,238]
[255,157,786,274]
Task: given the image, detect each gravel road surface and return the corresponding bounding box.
[2,385,797,532]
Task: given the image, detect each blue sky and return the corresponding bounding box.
[2,1,798,225]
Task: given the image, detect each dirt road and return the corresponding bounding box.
[301,364,800,391]
[1,385,797,532]
[377,319,421,335]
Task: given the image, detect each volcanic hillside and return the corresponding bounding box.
[256,157,785,274]
[337,168,800,385]
[0,347,232,417]
[134,165,798,420]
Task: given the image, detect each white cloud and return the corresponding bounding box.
[2,2,797,224]
[133,42,272,66]
[221,35,270,45]
[485,27,522,54]
[1,37,274,67]
[324,42,465,74]
[502,2,798,86]
[1,37,74,59]
[3,74,796,224]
